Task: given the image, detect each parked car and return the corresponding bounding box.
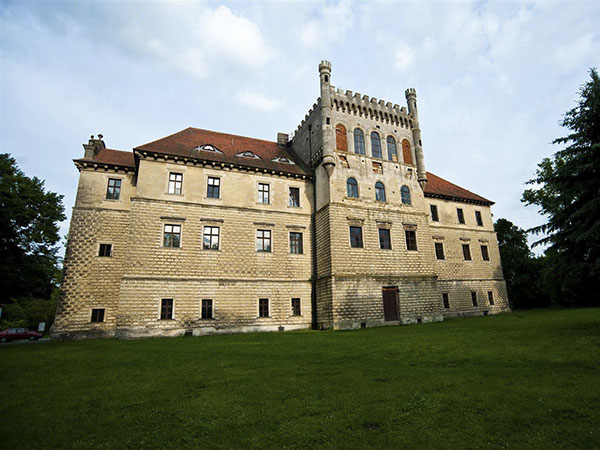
[0,328,42,343]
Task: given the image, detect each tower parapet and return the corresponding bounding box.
[405,88,427,189]
[330,89,412,128]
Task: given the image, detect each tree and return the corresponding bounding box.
[522,68,600,306]
[494,218,549,309]
[0,154,65,301]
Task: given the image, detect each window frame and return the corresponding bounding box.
[405,230,418,251]
[207,176,221,199]
[201,299,213,319]
[289,187,301,207]
[442,293,450,309]
[435,242,445,260]
[106,178,122,200]
[471,291,478,307]
[291,298,301,316]
[353,128,365,155]
[168,172,183,195]
[387,136,398,161]
[347,177,359,198]
[371,131,382,159]
[488,291,494,306]
[481,245,490,261]
[378,228,392,250]
[90,308,105,323]
[400,185,411,205]
[163,224,182,248]
[258,298,270,318]
[430,204,439,222]
[475,210,484,226]
[256,229,272,252]
[160,298,174,320]
[203,226,220,251]
[289,232,303,254]
[349,226,363,248]
[258,182,270,204]
[98,243,112,257]
[375,181,386,202]
[457,208,465,224]
[462,243,472,261]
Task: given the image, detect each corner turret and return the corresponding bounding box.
[319,60,335,177]
[405,89,427,190]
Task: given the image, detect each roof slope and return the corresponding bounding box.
[424,171,493,205]
[74,148,135,168]
[135,127,309,176]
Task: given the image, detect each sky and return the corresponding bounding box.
[1,0,599,254]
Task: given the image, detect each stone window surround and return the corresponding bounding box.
[89,307,107,324]
[206,175,221,200]
[201,298,215,320]
[255,223,274,253]
[160,218,185,249]
[97,242,113,257]
[202,225,220,251]
[167,172,184,196]
[291,298,302,316]
[287,185,301,208]
[257,181,271,205]
[158,298,175,320]
[257,298,270,318]
[104,175,123,202]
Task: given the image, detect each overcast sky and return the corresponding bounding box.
[1,0,599,253]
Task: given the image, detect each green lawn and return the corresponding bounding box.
[1,308,599,449]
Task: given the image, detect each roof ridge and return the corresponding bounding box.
[187,127,279,146]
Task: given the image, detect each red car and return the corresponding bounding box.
[0,328,42,343]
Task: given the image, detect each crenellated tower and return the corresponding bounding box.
[319,60,336,177]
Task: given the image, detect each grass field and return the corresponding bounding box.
[1,308,599,449]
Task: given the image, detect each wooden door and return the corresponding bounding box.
[382,287,399,321]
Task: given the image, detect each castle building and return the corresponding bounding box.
[52,61,509,339]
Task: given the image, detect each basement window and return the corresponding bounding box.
[98,243,112,257]
[90,308,105,323]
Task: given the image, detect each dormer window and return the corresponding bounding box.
[193,144,223,154]
[236,151,261,159]
[272,156,295,165]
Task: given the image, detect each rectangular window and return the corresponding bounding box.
[291,298,301,316]
[289,187,300,207]
[457,208,465,224]
[98,243,112,257]
[256,229,272,252]
[442,293,450,309]
[430,204,439,222]
[471,292,478,307]
[488,291,494,306]
[106,178,121,200]
[207,177,220,198]
[379,228,391,249]
[289,232,303,254]
[168,172,183,195]
[435,242,445,260]
[201,299,213,319]
[405,230,418,251]
[349,226,363,248]
[163,224,181,248]
[481,245,490,261]
[258,183,270,204]
[259,298,269,317]
[90,308,105,323]
[462,243,472,261]
[203,226,220,250]
[475,211,483,226]
[160,299,173,320]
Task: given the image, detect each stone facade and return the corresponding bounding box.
[52,60,509,339]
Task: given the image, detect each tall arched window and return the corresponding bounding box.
[387,136,397,161]
[401,185,411,205]
[335,124,347,152]
[375,182,386,202]
[402,139,413,165]
[353,129,365,155]
[371,132,382,159]
[347,177,359,198]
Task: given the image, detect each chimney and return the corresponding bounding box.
[277,132,289,147]
[82,134,106,159]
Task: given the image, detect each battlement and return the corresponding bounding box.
[330,87,412,128]
[319,60,332,73]
[293,97,322,136]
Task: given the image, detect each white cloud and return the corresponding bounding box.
[236,90,282,111]
[394,41,414,71]
[300,0,354,48]
[555,33,596,69]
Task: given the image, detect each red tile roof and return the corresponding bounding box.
[74,148,135,168]
[424,171,493,205]
[135,127,309,176]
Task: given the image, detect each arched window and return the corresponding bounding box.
[335,124,347,152]
[347,177,359,198]
[353,129,365,155]
[371,132,382,159]
[401,185,411,205]
[375,182,386,202]
[402,139,413,165]
[387,136,397,162]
